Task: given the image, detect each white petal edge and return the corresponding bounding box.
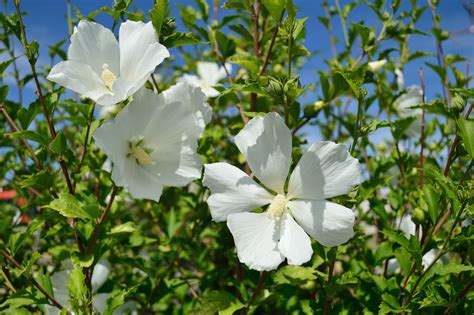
[203,163,274,222]
[119,20,169,95]
[278,211,313,265]
[68,20,120,76]
[227,212,284,271]
[234,112,291,194]
[288,200,355,247]
[288,141,360,200]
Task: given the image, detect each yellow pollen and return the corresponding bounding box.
[127,138,154,166]
[101,64,116,91]
[267,194,288,219]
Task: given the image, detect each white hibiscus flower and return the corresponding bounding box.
[93,82,211,202]
[48,20,170,106]
[178,61,231,98]
[203,113,361,271]
[44,259,136,315]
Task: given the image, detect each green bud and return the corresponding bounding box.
[266,77,285,103]
[440,30,449,41]
[162,17,176,37]
[412,207,426,224]
[451,95,465,113]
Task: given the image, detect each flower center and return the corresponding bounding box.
[101,64,117,91]
[267,194,288,219]
[127,137,154,166]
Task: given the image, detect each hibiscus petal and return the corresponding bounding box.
[91,259,110,293]
[92,293,110,314]
[235,113,291,194]
[278,211,313,265]
[112,160,163,202]
[227,212,284,271]
[196,61,231,86]
[47,60,109,100]
[395,85,423,118]
[69,20,120,76]
[161,82,212,133]
[119,21,169,95]
[288,141,360,200]
[288,200,355,247]
[203,163,274,222]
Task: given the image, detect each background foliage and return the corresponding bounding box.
[0,0,473,314]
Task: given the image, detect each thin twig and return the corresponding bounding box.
[1,104,42,169]
[75,103,96,177]
[243,271,267,314]
[259,11,284,76]
[86,186,119,255]
[323,258,336,315]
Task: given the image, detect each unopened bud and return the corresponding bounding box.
[451,95,465,113]
[412,207,426,224]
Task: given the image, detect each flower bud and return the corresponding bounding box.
[412,207,426,224]
[451,95,465,113]
[367,59,387,73]
[162,17,176,36]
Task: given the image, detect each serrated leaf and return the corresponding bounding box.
[68,266,88,314]
[43,193,98,220]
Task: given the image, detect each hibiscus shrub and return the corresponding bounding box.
[0,0,473,314]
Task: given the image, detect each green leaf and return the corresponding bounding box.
[150,0,168,35]
[0,85,8,103]
[104,285,139,315]
[334,71,362,100]
[162,31,203,47]
[263,0,286,21]
[273,265,318,285]
[228,54,260,74]
[457,117,474,159]
[215,31,236,59]
[68,266,88,314]
[17,101,41,129]
[109,222,138,235]
[379,293,404,314]
[43,193,98,220]
[8,130,48,146]
[422,186,440,224]
[192,290,244,315]
[382,230,422,266]
[0,58,16,75]
[50,131,68,155]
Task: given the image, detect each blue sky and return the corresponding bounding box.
[1,0,473,145]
